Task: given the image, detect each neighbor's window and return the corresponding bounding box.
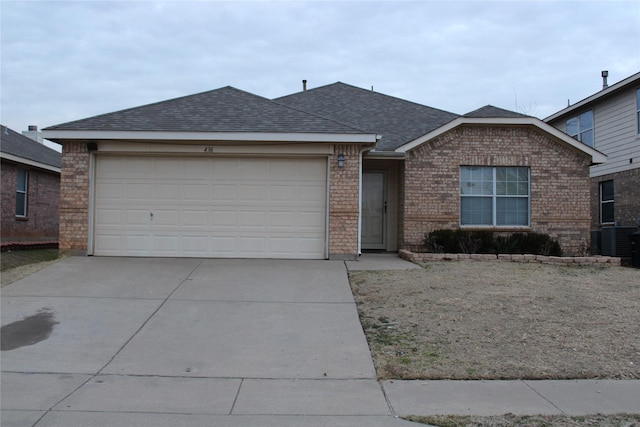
[636,89,640,134]
[600,180,614,224]
[16,168,28,217]
[566,110,594,147]
[460,166,530,227]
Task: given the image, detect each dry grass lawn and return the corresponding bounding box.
[349,261,640,380]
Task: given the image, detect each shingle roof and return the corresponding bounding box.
[44,86,366,134]
[275,82,459,151]
[0,125,61,169]
[463,105,531,119]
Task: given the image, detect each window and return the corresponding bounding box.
[600,180,614,224]
[566,110,594,147]
[460,166,530,227]
[16,168,28,217]
[636,89,640,134]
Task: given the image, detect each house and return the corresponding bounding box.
[43,83,605,259]
[1,125,61,242]
[545,72,640,246]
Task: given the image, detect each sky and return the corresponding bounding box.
[1,0,639,151]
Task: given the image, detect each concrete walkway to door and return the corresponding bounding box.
[1,257,417,426]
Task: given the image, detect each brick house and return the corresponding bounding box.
[43,83,604,259]
[1,125,61,241]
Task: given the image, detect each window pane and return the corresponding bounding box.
[579,111,593,131]
[460,166,492,195]
[580,130,594,147]
[601,180,614,201]
[461,197,492,225]
[601,202,614,224]
[16,192,26,216]
[16,169,27,191]
[497,197,528,226]
[566,117,579,137]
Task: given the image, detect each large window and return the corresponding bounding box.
[16,168,28,217]
[566,110,594,147]
[460,166,530,227]
[600,180,614,224]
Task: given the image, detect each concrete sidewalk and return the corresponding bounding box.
[1,254,638,426]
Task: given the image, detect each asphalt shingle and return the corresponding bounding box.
[1,125,61,169]
[463,105,531,119]
[275,82,460,151]
[44,86,366,134]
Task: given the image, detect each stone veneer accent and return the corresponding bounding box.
[402,125,592,256]
[590,168,640,229]
[58,141,90,254]
[400,249,622,267]
[329,144,362,259]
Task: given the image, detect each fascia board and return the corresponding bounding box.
[544,71,640,122]
[0,152,61,173]
[395,117,607,164]
[42,130,378,144]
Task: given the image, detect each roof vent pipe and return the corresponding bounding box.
[601,70,609,90]
[302,79,307,91]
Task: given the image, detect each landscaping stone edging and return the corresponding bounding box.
[399,249,622,266]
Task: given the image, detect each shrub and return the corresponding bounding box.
[423,230,562,256]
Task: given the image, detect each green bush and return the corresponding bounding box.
[423,230,562,256]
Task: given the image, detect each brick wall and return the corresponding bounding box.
[1,161,60,240]
[59,141,90,253]
[329,144,361,259]
[590,168,640,229]
[402,125,592,255]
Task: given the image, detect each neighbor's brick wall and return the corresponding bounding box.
[329,144,361,259]
[402,125,592,255]
[59,141,90,252]
[1,161,60,240]
[590,168,640,229]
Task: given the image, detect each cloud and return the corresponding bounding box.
[1,0,638,135]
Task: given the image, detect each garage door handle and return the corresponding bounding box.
[150,212,154,220]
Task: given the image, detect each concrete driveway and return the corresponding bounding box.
[1,257,418,426]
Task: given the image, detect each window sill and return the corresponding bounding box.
[15,216,28,221]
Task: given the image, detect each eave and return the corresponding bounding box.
[42,130,378,144]
[395,117,607,164]
[0,152,61,173]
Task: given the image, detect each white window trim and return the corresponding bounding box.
[636,88,640,135]
[16,168,28,217]
[460,167,530,228]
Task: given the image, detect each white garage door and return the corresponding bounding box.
[93,156,327,259]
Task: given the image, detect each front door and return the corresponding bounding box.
[362,171,386,250]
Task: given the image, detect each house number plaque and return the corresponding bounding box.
[203,146,215,153]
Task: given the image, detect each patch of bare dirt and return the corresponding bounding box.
[349,261,640,380]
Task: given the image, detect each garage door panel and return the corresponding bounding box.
[94,156,327,258]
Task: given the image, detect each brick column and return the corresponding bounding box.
[329,145,361,259]
[59,141,90,254]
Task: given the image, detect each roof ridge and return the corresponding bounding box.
[277,81,460,116]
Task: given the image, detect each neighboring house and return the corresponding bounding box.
[43,83,604,259]
[1,125,61,241]
[545,72,640,242]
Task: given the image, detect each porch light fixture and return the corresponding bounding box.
[337,153,345,168]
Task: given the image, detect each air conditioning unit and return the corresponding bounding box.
[600,227,637,257]
[590,230,601,255]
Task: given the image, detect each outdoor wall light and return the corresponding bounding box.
[337,153,345,168]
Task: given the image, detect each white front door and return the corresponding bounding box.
[361,171,386,250]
